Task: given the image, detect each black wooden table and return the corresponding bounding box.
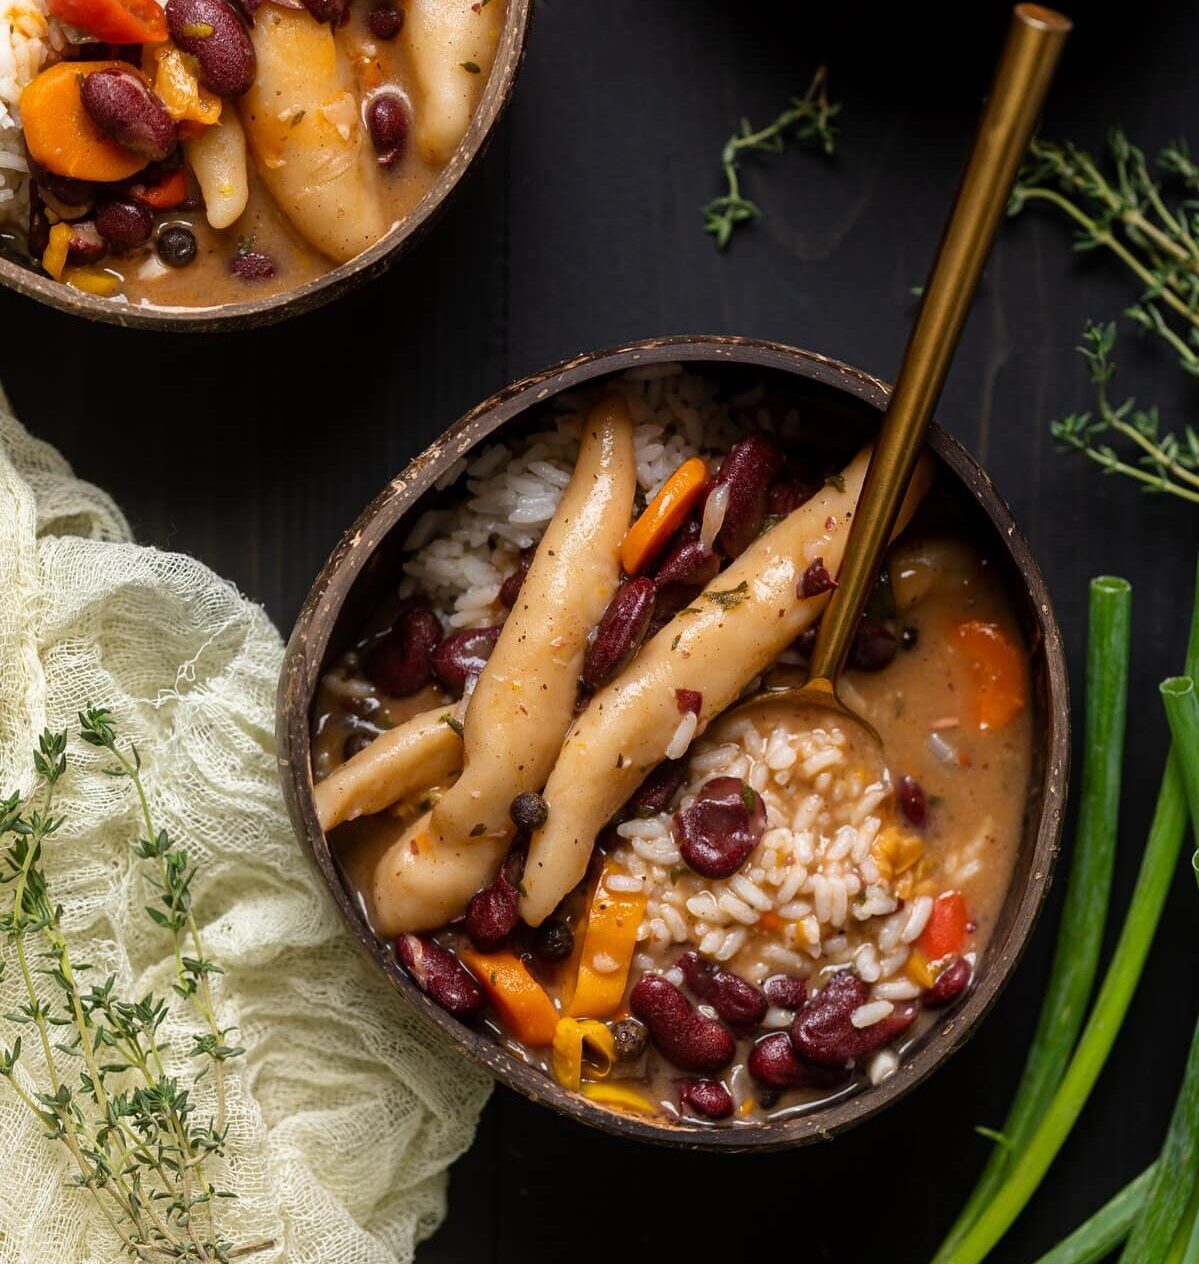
[4,1,1198,1258]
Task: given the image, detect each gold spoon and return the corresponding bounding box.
[730,3,1071,747]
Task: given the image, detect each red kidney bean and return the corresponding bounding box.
[790,971,918,1069]
[79,67,177,161]
[366,92,408,168]
[498,546,535,608]
[850,620,898,671]
[299,0,348,21]
[582,577,656,690]
[230,249,276,279]
[166,0,256,97]
[655,536,720,589]
[675,776,766,880]
[66,220,106,264]
[364,606,443,697]
[625,759,687,818]
[680,1078,734,1120]
[711,432,784,559]
[629,975,735,1074]
[766,475,817,517]
[799,557,837,598]
[677,951,767,1028]
[432,624,501,695]
[367,1,403,37]
[465,872,519,951]
[395,934,482,1018]
[762,974,808,1010]
[36,168,94,208]
[675,688,702,716]
[925,957,972,1008]
[897,775,927,828]
[748,1033,837,1090]
[95,199,153,251]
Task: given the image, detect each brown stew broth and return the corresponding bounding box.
[313,466,1031,1127]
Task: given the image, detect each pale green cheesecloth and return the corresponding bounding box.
[0,397,490,1263]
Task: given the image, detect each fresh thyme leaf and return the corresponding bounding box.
[741,783,758,814]
[703,581,750,610]
[702,66,840,249]
[671,633,682,651]
[441,714,465,737]
[460,60,481,73]
[824,473,846,493]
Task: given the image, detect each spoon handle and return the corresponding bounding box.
[807,3,1071,688]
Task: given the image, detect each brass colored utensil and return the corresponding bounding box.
[739,2,1071,741]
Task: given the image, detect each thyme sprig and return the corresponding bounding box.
[702,66,839,249]
[0,710,269,1262]
[1050,322,1199,505]
[1011,130,1199,375]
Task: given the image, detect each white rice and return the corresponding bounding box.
[0,0,58,221]
[400,366,740,627]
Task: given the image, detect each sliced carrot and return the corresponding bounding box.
[620,456,708,575]
[21,62,151,183]
[131,168,189,210]
[759,909,784,935]
[955,619,1026,732]
[917,891,969,962]
[47,0,165,43]
[458,947,559,1046]
[565,860,647,1020]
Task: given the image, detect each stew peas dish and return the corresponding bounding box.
[0,0,505,308]
[310,365,1033,1128]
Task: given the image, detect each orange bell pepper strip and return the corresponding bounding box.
[21,62,152,183]
[565,862,647,1020]
[47,0,166,44]
[620,457,708,575]
[458,947,559,1046]
[131,168,189,211]
[956,619,1026,731]
[917,891,969,962]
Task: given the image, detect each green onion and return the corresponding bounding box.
[1031,1165,1158,1264]
[934,575,1132,1258]
[944,560,1199,1264]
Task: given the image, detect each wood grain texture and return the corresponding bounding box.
[1,0,1196,1258]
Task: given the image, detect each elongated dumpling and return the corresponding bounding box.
[313,704,463,832]
[405,0,502,163]
[372,395,637,935]
[239,6,386,261]
[519,448,934,927]
[185,112,249,231]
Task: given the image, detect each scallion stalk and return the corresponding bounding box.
[943,558,1199,1264]
[933,575,1132,1258]
[1031,1165,1157,1264]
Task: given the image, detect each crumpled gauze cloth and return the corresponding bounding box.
[0,396,490,1264]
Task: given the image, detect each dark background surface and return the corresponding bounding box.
[4,0,1199,1259]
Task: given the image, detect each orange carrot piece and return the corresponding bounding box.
[565,862,647,1020]
[21,62,150,183]
[619,457,708,575]
[459,947,559,1046]
[917,891,969,962]
[47,0,165,43]
[132,168,189,210]
[955,619,1026,731]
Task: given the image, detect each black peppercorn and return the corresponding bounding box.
[510,791,549,832]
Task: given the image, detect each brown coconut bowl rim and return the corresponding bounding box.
[276,334,1070,1151]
